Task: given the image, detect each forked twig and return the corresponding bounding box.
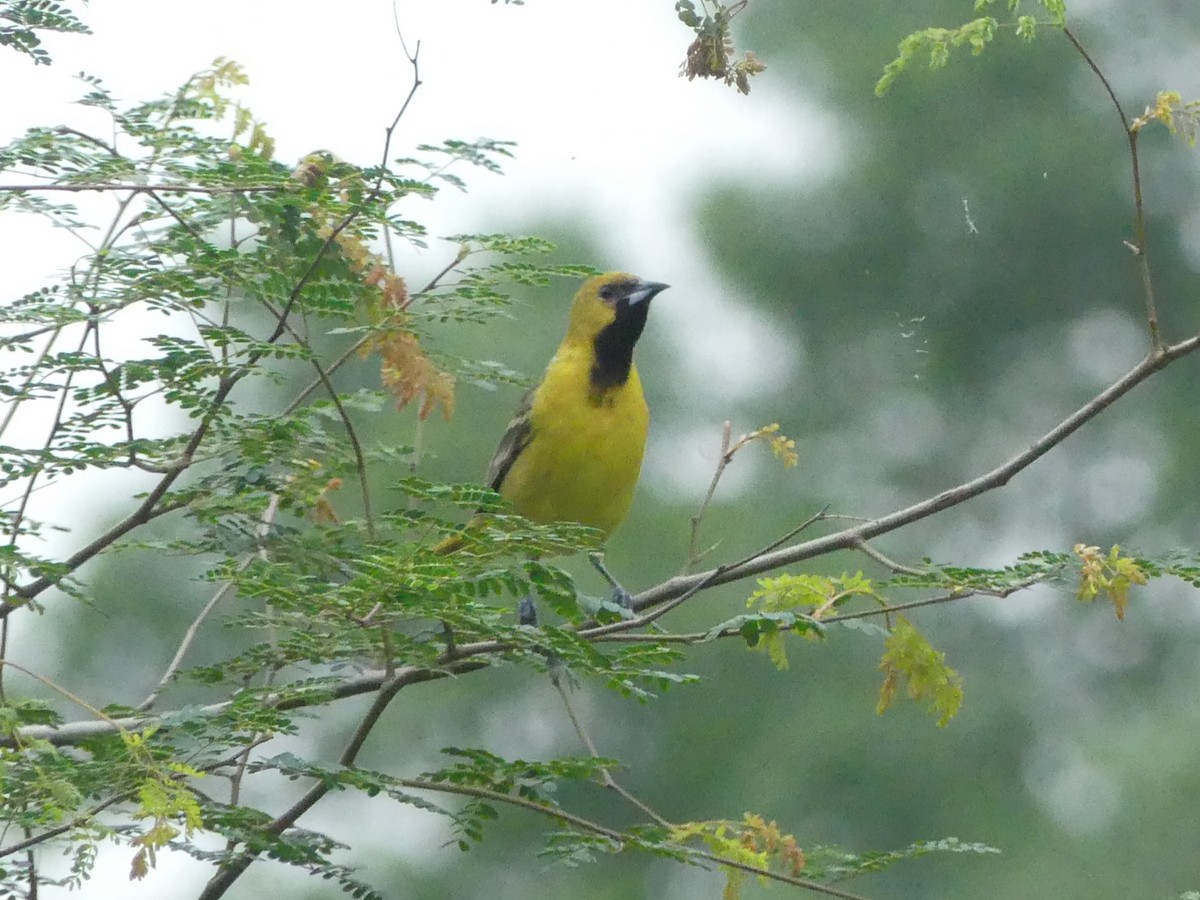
[137,496,281,712]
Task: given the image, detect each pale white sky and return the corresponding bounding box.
[1,4,839,895]
[1,0,844,504]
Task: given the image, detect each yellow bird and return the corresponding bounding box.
[488,271,669,534]
[438,272,669,605]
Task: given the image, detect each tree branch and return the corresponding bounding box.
[631,336,1200,612]
[381,775,870,900]
[10,335,1199,747]
[0,182,287,194]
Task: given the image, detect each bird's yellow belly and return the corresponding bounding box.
[501,364,649,536]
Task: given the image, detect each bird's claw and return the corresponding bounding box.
[575,590,637,621]
[517,594,540,627]
[608,586,637,618]
[588,552,637,618]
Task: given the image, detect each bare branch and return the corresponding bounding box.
[631,336,1200,613]
[550,668,673,828]
[11,334,1200,756]
[1061,26,1159,347]
[137,497,279,712]
[852,538,926,576]
[686,420,732,572]
[257,300,377,538]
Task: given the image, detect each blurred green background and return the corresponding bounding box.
[26,1,1200,898]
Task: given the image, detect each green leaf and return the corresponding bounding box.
[877,617,964,727]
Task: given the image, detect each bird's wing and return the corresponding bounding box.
[485,387,535,492]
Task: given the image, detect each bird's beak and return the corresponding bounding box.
[628,280,670,305]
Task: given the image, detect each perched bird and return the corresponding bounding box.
[488,272,669,534]
[437,272,669,607]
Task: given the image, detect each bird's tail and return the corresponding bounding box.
[431,533,466,555]
[432,513,488,555]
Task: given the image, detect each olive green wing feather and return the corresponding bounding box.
[485,387,535,493]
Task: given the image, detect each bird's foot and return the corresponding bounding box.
[588,552,637,619]
[607,584,637,616]
[518,595,571,676]
[517,594,540,627]
[577,592,637,621]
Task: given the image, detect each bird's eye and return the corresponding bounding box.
[599,285,616,301]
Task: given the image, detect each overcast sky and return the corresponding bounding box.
[0,4,843,894]
[1,0,848,498]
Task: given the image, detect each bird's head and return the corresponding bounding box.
[566,272,670,347]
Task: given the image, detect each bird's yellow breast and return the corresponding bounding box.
[499,344,649,536]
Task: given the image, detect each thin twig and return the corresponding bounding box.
[386,775,869,900]
[281,244,468,417]
[257,300,377,538]
[1061,26,1159,347]
[266,36,428,419]
[417,243,471,295]
[55,127,119,157]
[136,497,280,712]
[227,498,286,815]
[11,333,1200,747]
[136,578,242,713]
[1,323,95,625]
[0,329,64,441]
[197,674,406,900]
[852,539,926,576]
[583,505,830,639]
[686,421,732,573]
[745,505,831,564]
[0,735,275,860]
[630,336,1200,613]
[0,660,130,735]
[143,188,205,239]
[591,580,1039,646]
[822,583,1034,624]
[550,670,673,828]
[0,791,115,859]
[282,334,372,416]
